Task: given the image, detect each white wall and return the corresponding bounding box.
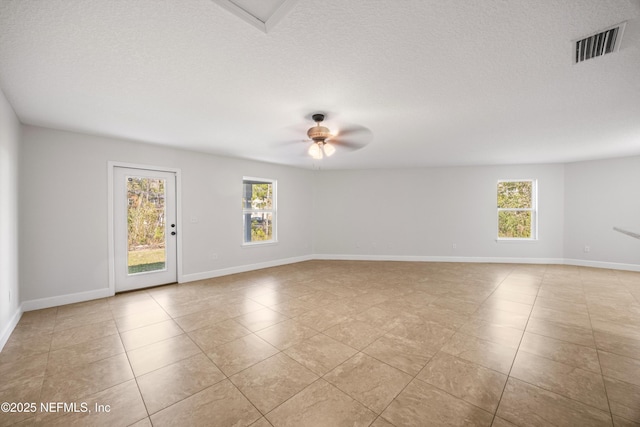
[15,123,640,312]
[564,156,640,266]
[0,89,21,350]
[313,164,566,262]
[19,126,314,303]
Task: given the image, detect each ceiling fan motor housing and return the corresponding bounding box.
[307,125,331,143]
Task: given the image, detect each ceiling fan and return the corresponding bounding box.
[304,113,371,160]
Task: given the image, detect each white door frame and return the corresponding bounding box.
[107,161,183,295]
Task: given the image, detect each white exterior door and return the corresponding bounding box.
[113,167,177,292]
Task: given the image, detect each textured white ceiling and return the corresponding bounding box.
[229,0,288,22]
[1,0,639,169]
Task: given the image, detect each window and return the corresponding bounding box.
[242,177,276,244]
[497,180,537,240]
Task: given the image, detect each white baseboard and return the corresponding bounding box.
[18,256,315,315]
[180,254,315,283]
[563,258,640,272]
[314,253,640,271]
[22,287,113,312]
[0,305,23,352]
[313,253,565,265]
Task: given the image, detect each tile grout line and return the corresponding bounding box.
[584,273,616,427]
[125,289,262,423]
[121,289,184,423]
[323,269,515,423]
[43,305,136,424]
[487,264,539,427]
[34,306,58,424]
[493,267,621,426]
[118,308,153,424]
[371,265,517,424]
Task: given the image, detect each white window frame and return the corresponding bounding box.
[496,179,538,241]
[242,177,277,246]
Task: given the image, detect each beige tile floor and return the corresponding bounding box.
[1,260,640,426]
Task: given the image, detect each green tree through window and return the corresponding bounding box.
[242,178,276,243]
[126,177,166,273]
[497,180,536,239]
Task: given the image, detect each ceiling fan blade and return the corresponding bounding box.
[333,124,371,138]
[328,124,372,150]
[271,139,308,147]
[331,138,368,150]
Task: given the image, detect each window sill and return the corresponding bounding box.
[495,238,538,244]
[242,240,279,248]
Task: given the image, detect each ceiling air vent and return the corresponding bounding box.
[575,22,626,64]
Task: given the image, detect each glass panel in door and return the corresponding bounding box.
[126,176,167,274]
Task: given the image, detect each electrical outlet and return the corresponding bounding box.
[212,253,218,260]
[584,246,590,253]
[452,243,457,249]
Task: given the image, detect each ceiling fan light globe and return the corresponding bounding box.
[308,143,323,159]
[323,142,336,157]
